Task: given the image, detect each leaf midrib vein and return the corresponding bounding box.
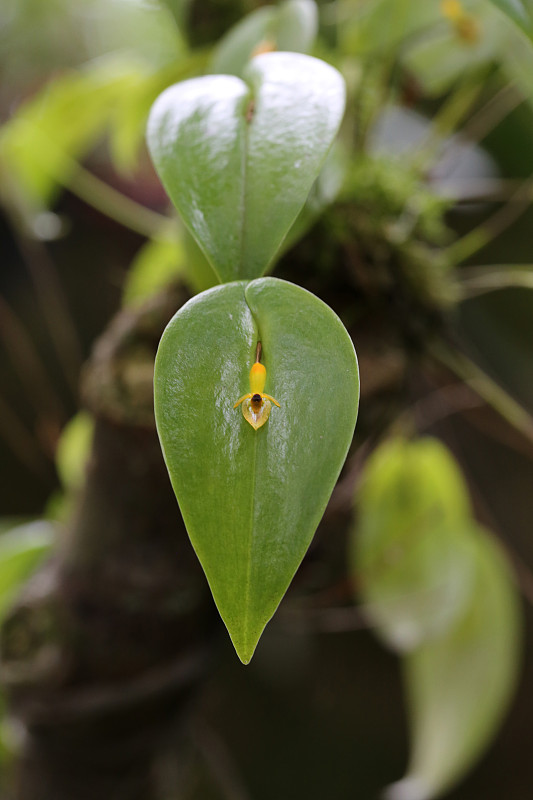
[241,286,262,657]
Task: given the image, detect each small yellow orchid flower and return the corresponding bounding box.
[233,343,280,430]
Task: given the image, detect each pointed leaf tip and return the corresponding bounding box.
[154,278,358,660]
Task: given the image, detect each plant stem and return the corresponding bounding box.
[445,175,533,264]
[458,265,533,298]
[459,81,524,144]
[67,163,173,239]
[430,341,533,444]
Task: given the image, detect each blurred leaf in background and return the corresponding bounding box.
[389,529,521,800]
[353,438,477,652]
[210,0,318,76]
[352,437,522,799]
[122,230,186,306]
[0,61,145,210]
[0,520,54,621]
[0,519,55,783]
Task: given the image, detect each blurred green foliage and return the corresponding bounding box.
[353,437,521,798]
[1,1,533,799]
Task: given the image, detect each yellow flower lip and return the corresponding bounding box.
[233,342,280,430]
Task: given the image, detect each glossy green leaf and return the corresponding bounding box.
[210,0,318,77]
[0,521,55,621]
[146,52,346,283]
[353,438,476,651]
[154,277,359,663]
[386,529,521,800]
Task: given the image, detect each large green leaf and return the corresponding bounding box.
[353,438,477,652]
[146,52,345,283]
[154,277,359,663]
[386,530,521,800]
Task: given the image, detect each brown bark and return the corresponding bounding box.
[0,286,216,800]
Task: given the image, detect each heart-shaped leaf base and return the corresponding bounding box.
[147,52,345,282]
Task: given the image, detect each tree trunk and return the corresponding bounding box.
[1,287,216,800]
